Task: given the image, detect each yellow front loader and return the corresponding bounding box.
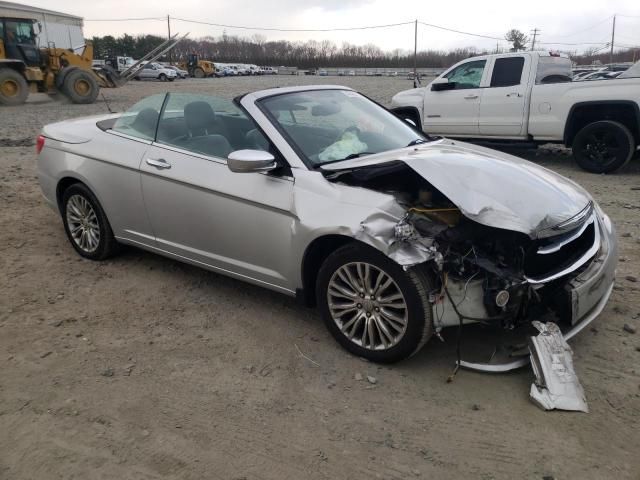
[177,54,216,78]
[0,17,186,106]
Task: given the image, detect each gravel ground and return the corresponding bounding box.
[1,76,639,480]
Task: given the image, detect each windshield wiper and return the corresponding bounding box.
[406,138,427,147]
[339,152,374,161]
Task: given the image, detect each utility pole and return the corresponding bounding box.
[413,19,418,87]
[166,15,172,64]
[530,28,540,51]
[610,15,616,65]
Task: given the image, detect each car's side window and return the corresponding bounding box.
[490,57,525,87]
[445,60,486,89]
[156,93,272,160]
[111,94,165,141]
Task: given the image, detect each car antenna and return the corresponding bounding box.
[101,93,115,114]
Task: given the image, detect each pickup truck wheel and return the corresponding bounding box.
[316,243,433,363]
[573,120,635,173]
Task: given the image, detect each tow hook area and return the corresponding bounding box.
[529,321,589,413]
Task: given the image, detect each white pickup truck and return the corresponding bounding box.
[391,52,640,173]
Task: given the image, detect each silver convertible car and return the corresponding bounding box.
[36,86,617,367]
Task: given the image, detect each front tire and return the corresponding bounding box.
[61,183,119,260]
[316,243,433,363]
[62,69,99,104]
[158,73,167,82]
[572,120,635,173]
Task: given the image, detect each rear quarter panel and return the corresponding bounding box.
[529,79,640,140]
[37,129,155,243]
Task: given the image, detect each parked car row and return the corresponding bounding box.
[214,63,278,76]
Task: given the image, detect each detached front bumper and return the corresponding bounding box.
[460,211,617,372]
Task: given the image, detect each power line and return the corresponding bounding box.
[537,40,609,46]
[171,16,414,32]
[418,21,503,41]
[553,16,613,37]
[85,17,166,22]
[83,14,636,51]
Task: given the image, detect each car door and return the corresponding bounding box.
[478,55,530,136]
[87,94,166,244]
[139,93,296,291]
[422,59,487,136]
[140,64,155,79]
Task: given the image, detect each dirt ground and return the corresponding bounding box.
[1,76,639,480]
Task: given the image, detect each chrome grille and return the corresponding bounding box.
[525,214,600,284]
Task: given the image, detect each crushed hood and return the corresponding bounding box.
[321,139,592,238]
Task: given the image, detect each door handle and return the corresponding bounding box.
[464,94,479,99]
[506,92,522,97]
[146,158,171,169]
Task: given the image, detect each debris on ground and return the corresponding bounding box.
[529,322,588,413]
[100,368,115,377]
[626,275,638,283]
[623,324,637,334]
[354,372,363,381]
[366,375,377,385]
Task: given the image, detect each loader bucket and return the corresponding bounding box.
[92,65,126,88]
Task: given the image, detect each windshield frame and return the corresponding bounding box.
[255,88,429,169]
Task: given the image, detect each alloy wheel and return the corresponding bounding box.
[66,194,101,253]
[327,262,408,350]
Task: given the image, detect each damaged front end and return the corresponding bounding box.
[322,150,617,382]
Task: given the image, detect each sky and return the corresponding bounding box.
[25,0,640,54]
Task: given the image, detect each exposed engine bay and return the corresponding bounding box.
[321,155,615,411]
[325,160,599,343]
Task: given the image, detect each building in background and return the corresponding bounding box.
[0,1,84,50]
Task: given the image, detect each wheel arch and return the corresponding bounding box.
[564,101,640,147]
[299,234,361,306]
[55,175,106,216]
[0,60,27,73]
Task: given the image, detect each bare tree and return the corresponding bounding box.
[505,29,529,52]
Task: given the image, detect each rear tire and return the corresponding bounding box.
[316,243,433,363]
[0,68,29,106]
[62,69,99,104]
[193,67,205,78]
[61,183,119,260]
[572,120,635,173]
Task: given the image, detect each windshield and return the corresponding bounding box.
[259,89,426,166]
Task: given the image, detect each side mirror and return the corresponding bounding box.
[227,150,277,173]
[431,78,456,91]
